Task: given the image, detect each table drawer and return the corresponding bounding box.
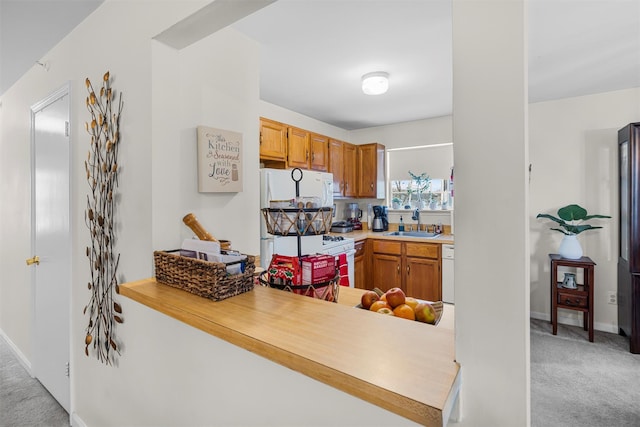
[557,292,587,308]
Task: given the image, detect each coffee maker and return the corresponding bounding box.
[372,205,389,232]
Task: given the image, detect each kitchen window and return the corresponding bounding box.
[386,143,453,209]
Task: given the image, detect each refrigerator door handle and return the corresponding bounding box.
[265,171,272,203]
[323,179,333,207]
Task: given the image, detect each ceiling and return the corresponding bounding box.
[1,0,639,130]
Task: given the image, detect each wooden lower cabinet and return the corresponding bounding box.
[372,253,402,292]
[405,257,441,301]
[354,240,367,289]
[370,239,441,301]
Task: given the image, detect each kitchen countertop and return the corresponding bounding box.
[120,279,459,426]
[332,229,455,245]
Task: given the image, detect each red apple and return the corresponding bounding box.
[415,302,437,324]
[360,290,380,310]
[385,287,406,308]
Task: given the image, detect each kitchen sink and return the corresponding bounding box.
[383,231,440,238]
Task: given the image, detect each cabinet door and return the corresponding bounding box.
[354,240,366,289]
[328,139,344,197]
[357,144,376,198]
[356,143,385,199]
[310,133,328,172]
[259,118,287,161]
[405,257,441,301]
[287,127,309,169]
[343,143,357,197]
[372,253,402,292]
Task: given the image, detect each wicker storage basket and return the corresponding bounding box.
[153,250,255,301]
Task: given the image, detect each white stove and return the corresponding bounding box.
[320,235,356,287]
[322,235,355,253]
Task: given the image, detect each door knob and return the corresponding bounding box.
[26,256,40,266]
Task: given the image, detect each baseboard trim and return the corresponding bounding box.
[0,328,33,376]
[71,412,87,427]
[530,311,618,334]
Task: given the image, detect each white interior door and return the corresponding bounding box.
[30,86,71,413]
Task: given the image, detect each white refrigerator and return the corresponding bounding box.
[259,168,334,269]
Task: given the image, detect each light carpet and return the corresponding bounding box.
[531,318,640,427]
[0,336,69,427]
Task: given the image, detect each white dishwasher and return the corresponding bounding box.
[442,244,454,304]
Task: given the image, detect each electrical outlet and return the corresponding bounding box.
[608,291,617,305]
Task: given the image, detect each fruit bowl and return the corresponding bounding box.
[354,288,444,326]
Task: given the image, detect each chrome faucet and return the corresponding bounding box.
[411,208,420,230]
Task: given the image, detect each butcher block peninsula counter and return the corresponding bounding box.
[120,279,459,426]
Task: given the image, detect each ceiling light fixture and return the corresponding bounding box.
[361,71,389,95]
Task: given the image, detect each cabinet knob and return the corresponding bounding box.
[370,183,374,189]
[26,255,40,266]
[397,264,400,274]
[407,265,410,275]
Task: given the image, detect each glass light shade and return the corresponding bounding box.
[361,72,389,95]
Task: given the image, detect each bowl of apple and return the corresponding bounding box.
[357,287,442,325]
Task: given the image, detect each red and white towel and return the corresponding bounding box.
[337,253,350,287]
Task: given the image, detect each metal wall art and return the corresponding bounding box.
[83,71,124,365]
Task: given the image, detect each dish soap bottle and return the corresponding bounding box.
[399,216,405,232]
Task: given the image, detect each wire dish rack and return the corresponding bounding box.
[261,206,333,236]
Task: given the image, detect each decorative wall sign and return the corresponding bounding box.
[83,71,123,365]
[197,126,243,192]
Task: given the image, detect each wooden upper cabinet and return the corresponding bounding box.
[309,133,329,172]
[343,142,357,197]
[329,139,356,197]
[287,126,310,169]
[328,139,344,197]
[259,117,287,162]
[357,143,386,198]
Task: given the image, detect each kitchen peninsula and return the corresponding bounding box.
[120,279,459,426]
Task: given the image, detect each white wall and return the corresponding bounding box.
[452,1,529,425]
[259,100,350,142]
[151,28,261,257]
[0,0,205,366]
[350,115,453,149]
[529,87,640,332]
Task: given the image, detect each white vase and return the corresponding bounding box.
[558,234,583,260]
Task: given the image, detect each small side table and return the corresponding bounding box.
[549,254,596,342]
